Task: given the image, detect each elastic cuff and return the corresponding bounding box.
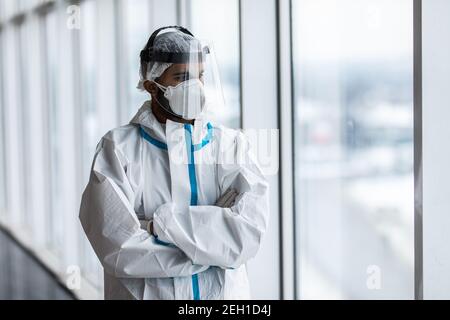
[153,218,171,244]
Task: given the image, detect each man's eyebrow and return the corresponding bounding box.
[172,71,189,76]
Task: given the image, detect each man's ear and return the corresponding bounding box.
[143,80,158,96]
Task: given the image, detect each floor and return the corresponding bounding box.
[0,230,75,300]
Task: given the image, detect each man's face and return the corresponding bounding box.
[157,63,205,87]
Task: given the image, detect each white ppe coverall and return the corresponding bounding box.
[79,101,270,300]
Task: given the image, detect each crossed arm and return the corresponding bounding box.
[139,188,239,236]
[79,133,269,278]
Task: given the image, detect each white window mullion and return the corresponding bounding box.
[26,14,48,248]
[240,0,281,300]
[277,0,295,300]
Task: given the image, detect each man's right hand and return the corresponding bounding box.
[139,188,238,238]
[215,188,239,208]
[139,219,155,236]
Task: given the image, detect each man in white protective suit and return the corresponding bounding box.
[79,26,270,300]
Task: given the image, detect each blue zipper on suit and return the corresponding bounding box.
[184,124,200,300]
[141,122,213,300]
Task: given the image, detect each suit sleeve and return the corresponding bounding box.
[79,136,209,278]
[153,131,270,269]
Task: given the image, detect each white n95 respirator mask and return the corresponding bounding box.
[153,79,206,120]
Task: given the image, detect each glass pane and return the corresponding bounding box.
[45,11,64,254]
[293,0,414,299]
[18,23,32,229]
[122,0,151,121]
[0,33,5,213]
[2,0,17,19]
[79,0,98,185]
[18,0,32,11]
[189,0,241,128]
[78,0,103,288]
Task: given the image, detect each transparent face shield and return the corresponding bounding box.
[153,40,225,121]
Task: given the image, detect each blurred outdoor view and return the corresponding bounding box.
[293,0,414,299]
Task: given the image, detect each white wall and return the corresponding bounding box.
[422,0,450,300]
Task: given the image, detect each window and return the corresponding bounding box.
[292,0,414,299]
[18,0,33,11]
[189,0,241,128]
[79,0,98,186]
[77,0,103,288]
[1,27,18,226]
[18,22,32,230]
[0,32,6,214]
[2,0,18,20]
[120,0,151,122]
[1,23,28,228]
[43,10,64,254]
